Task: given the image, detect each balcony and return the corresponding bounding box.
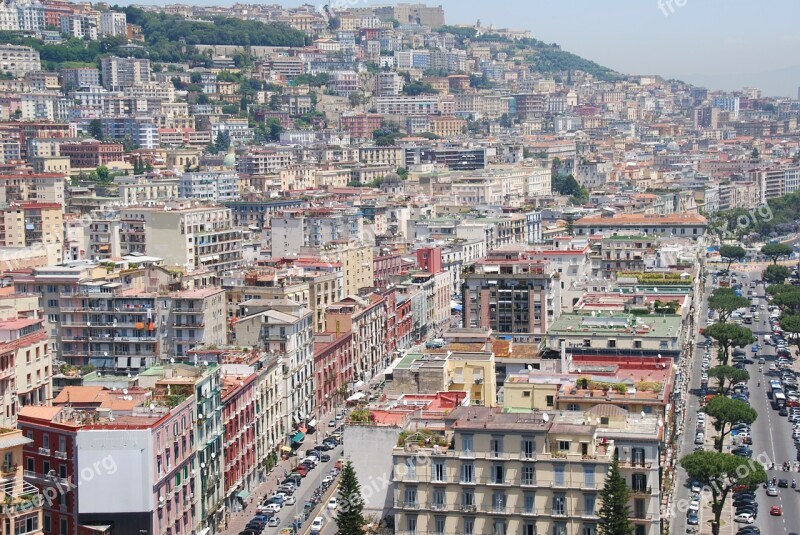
[54,451,67,460]
[24,470,71,487]
[618,460,653,469]
[0,464,16,476]
[394,501,420,510]
[38,447,50,456]
[630,486,653,496]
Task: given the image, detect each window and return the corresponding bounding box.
[607,339,616,348]
[523,492,535,514]
[493,520,506,535]
[633,340,642,349]
[583,525,598,535]
[403,487,417,507]
[632,473,647,492]
[634,526,646,535]
[567,403,580,411]
[584,466,595,487]
[463,518,474,535]
[43,515,50,533]
[405,457,416,479]
[432,488,445,509]
[461,435,473,455]
[492,464,504,484]
[406,515,417,534]
[546,395,554,407]
[584,494,596,516]
[632,448,646,466]
[554,465,565,486]
[461,489,475,508]
[432,462,445,482]
[522,465,535,485]
[42,434,49,449]
[634,498,646,519]
[490,436,503,457]
[558,440,570,451]
[552,493,566,515]
[521,437,535,459]
[434,516,445,535]
[523,391,531,397]
[523,523,537,535]
[461,463,474,483]
[15,513,39,535]
[493,491,506,512]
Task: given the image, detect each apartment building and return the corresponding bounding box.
[267,209,363,257]
[119,203,243,274]
[339,113,384,140]
[0,173,64,205]
[325,293,387,383]
[59,12,98,40]
[237,148,294,175]
[375,96,441,116]
[0,202,63,265]
[100,57,151,90]
[233,302,315,436]
[546,313,682,360]
[596,235,656,278]
[178,171,239,203]
[98,10,126,37]
[428,116,466,138]
[392,406,613,535]
[574,212,707,239]
[313,331,353,414]
[59,140,124,169]
[0,428,43,535]
[462,248,561,342]
[162,288,228,359]
[0,44,40,77]
[115,175,179,205]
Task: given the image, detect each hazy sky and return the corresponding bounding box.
[129,0,800,97]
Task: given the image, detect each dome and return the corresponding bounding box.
[382,172,402,184]
[222,149,236,169]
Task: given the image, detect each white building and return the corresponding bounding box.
[178,171,240,203]
[99,11,126,37]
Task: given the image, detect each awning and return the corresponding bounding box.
[354,380,365,389]
[291,432,305,443]
[347,392,366,402]
[307,419,317,429]
[236,490,250,500]
[280,445,292,452]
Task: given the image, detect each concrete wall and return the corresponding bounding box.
[344,425,401,516]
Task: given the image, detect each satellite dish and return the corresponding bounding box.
[641,411,646,418]
[123,389,128,395]
[170,357,175,364]
[527,365,533,371]
[542,412,549,422]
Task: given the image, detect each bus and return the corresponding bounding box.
[774,392,787,409]
[742,314,753,324]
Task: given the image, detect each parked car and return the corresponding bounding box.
[734,512,755,524]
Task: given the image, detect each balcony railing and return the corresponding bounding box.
[630,486,653,495]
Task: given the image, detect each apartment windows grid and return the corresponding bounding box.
[522,464,535,485]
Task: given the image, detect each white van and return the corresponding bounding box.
[765,334,772,344]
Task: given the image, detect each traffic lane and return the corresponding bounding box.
[269,443,343,534]
[745,271,798,534]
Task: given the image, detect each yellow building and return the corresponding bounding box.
[0,203,63,265]
[0,428,43,535]
[429,115,466,138]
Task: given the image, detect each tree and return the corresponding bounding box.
[703,322,755,365]
[87,119,103,140]
[719,245,746,271]
[680,450,766,535]
[707,365,749,396]
[771,285,800,314]
[761,242,793,264]
[707,288,750,322]
[597,454,633,535]
[704,395,757,452]
[764,264,791,285]
[396,167,408,180]
[751,147,760,163]
[335,460,365,535]
[214,131,230,153]
[778,314,800,356]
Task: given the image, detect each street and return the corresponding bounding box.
[741,269,800,535]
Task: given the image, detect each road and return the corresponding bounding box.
[742,269,800,535]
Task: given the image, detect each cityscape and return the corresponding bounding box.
[0,1,796,535]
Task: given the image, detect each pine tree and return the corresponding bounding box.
[597,455,633,535]
[335,460,365,535]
